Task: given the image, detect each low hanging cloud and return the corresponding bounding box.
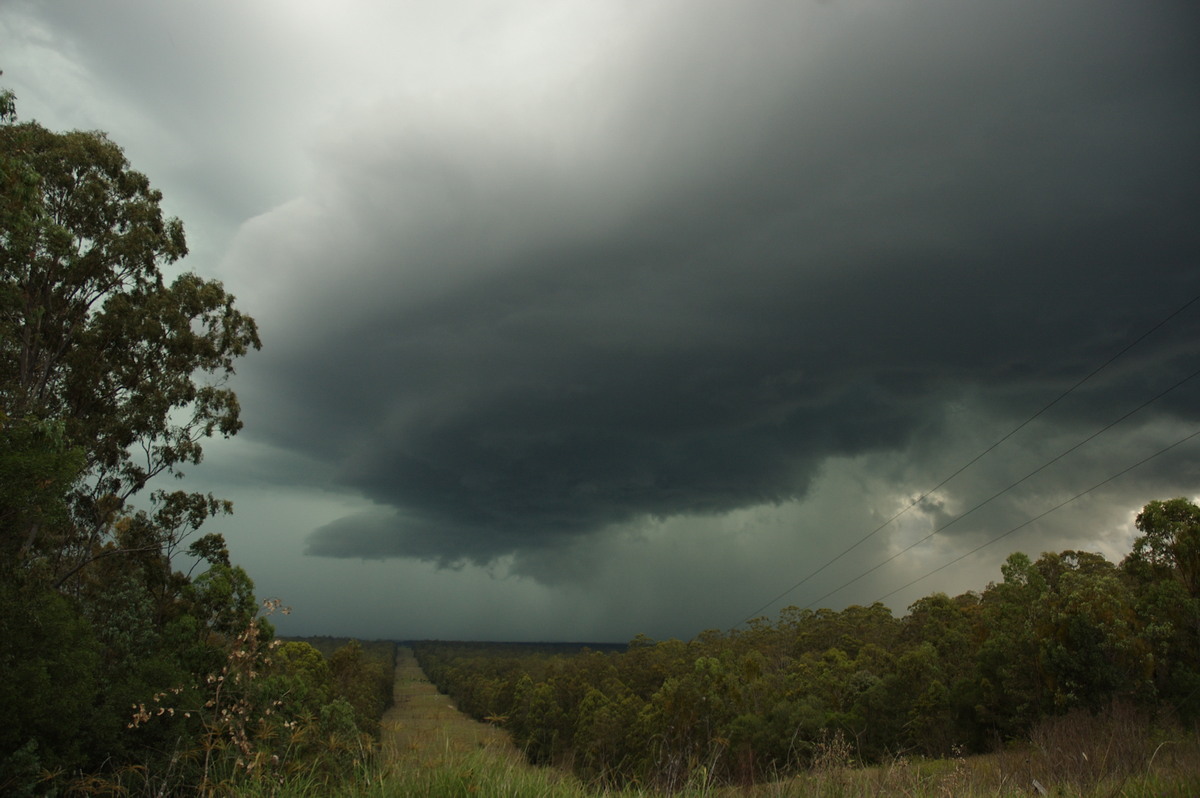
[217,0,1200,570]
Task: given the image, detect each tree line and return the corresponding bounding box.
[416,499,1200,790]
[0,85,392,795]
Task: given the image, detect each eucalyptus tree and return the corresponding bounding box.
[1,93,262,785]
[0,106,260,586]
[1123,498,1200,719]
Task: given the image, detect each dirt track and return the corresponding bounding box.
[380,646,522,766]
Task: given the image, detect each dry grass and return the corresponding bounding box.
[996,702,1200,797]
[720,705,1200,798]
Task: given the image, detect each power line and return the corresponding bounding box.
[798,364,1200,610]
[872,426,1200,605]
[735,292,1200,626]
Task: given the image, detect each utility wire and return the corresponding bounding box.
[799,364,1200,610]
[872,426,1200,604]
[735,292,1200,626]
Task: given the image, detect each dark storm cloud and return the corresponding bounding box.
[229,1,1200,565]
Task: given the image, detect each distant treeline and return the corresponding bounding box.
[414,497,1200,790]
[411,641,627,656]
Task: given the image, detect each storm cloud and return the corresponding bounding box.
[229,1,1200,566]
[6,0,1198,638]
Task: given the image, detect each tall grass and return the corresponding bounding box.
[219,714,1199,798]
[216,739,1200,798]
[725,704,1200,798]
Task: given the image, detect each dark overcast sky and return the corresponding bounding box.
[4,0,1198,642]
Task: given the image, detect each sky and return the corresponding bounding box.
[3,0,1199,643]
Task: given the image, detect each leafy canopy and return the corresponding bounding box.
[0,106,260,582]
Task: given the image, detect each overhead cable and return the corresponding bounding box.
[799,364,1200,610]
[872,426,1200,605]
[735,292,1200,626]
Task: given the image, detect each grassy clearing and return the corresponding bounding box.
[347,645,608,797]
[381,646,517,763]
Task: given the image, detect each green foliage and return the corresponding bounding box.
[329,640,395,738]
[0,576,103,777]
[0,413,85,565]
[0,88,14,123]
[0,86,280,796]
[272,641,334,714]
[1123,498,1200,722]
[184,562,259,637]
[1128,497,1200,598]
[0,112,260,586]
[106,600,387,795]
